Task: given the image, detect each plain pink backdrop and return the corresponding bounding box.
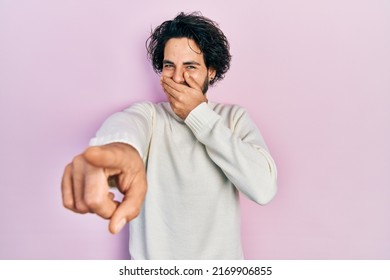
[0,0,389,259]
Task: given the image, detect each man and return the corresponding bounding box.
[61,12,277,259]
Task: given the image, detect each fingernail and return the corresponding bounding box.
[184,72,189,78]
[116,219,126,233]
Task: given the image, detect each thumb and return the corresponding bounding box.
[108,170,147,234]
[108,198,139,234]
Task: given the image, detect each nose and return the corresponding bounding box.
[172,68,185,84]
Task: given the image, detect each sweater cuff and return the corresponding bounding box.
[184,102,220,136]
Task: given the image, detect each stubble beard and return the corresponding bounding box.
[184,73,209,95]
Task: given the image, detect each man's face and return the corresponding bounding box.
[161,38,215,94]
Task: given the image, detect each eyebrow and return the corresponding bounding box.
[163,59,201,66]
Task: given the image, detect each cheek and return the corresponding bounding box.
[161,69,172,78]
[187,72,200,82]
[191,73,208,86]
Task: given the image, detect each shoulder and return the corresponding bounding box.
[122,101,156,113]
[122,102,171,114]
[208,102,259,133]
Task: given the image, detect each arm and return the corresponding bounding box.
[185,103,277,205]
[61,143,147,234]
[161,74,277,205]
[89,102,154,160]
[61,103,154,234]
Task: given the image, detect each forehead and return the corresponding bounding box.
[164,38,205,64]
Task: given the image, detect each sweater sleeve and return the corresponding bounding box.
[184,102,277,205]
[89,102,154,160]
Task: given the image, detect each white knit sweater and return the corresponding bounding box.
[90,101,277,259]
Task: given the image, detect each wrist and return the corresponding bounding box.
[184,102,220,136]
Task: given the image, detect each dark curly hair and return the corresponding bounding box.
[146,12,231,85]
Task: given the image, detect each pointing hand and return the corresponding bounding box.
[61,143,147,234]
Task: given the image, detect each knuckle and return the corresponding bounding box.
[62,199,74,210]
[64,163,72,172]
[176,95,183,102]
[84,194,104,211]
[74,201,89,213]
[72,155,84,167]
[62,164,73,182]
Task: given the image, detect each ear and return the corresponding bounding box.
[208,68,216,82]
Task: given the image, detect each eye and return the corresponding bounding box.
[163,64,173,69]
[186,65,196,70]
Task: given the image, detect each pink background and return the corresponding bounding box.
[0,0,389,259]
